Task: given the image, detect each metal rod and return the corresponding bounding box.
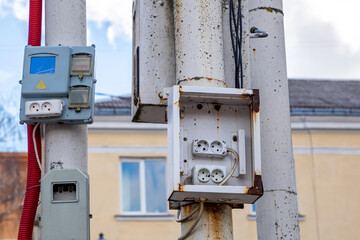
[44,0,88,173]
[249,0,301,239]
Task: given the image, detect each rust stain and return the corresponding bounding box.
[249,6,284,15]
[246,175,263,195]
[178,77,225,86]
[213,104,221,135]
[252,89,260,113]
[182,204,193,217]
[206,204,222,239]
[178,183,185,192]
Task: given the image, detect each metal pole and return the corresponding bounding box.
[44,0,88,173]
[174,0,233,239]
[249,0,301,239]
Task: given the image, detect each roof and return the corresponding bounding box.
[95,79,360,116]
[94,97,131,115]
[289,79,360,116]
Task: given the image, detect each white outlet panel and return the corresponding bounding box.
[167,86,263,207]
[192,165,227,185]
[25,99,64,118]
[192,139,227,158]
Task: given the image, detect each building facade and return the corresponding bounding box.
[1,80,360,239]
[88,80,360,240]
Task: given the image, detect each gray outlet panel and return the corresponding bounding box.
[41,169,90,240]
[20,45,96,124]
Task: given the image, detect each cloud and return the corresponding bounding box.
[87,0,132,45]
[284,0,360,79]
[301,0,360,52]
[12,0,27,21]
[0,0,28,20]
[0,68,14,84]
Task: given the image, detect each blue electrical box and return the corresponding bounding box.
[20,45,96,124]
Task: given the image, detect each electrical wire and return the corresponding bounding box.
[229,0,244,88]
[184,175,193,185]
[176,204,200,223]
[177,199,205,240]
[32,123,44,175]
[219,148,239,186]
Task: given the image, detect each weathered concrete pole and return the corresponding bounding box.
[44,0,88,173]
[249,0,301,239]
[174,0,233,239]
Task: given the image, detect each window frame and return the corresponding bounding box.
[119,157,168,216]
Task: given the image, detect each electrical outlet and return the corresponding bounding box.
[210,140,227,156]
[25,99,64,118]
[211,168,226,183]
[192,165,227,185]
[192,139,227,158]
[197,168,211,183]
[29,102,41,114]
[193,139,209,153]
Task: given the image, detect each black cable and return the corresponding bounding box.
[229,0,243,88]
[238,0,243,88]
[229,0,238,87]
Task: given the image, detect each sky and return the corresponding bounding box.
[1,0,360,151]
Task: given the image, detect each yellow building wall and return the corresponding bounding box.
[88,132,180,240]
[88,130,360,240]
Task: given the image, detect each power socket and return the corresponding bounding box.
[193,139,227,158]
[192,165,227,185]
[25,99,64,118]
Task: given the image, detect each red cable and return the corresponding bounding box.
[18,0,42,239]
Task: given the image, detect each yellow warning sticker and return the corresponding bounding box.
[36,80,47,89]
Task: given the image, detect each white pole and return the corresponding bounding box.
[174,0,225,88]
[44,0,88,173]
[174,0,233,239]
[249,0,301,239]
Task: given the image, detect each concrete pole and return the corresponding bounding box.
[249,1,301,239]
[44,0,88,173]
[174,0,233,239]
[174,0,226,88]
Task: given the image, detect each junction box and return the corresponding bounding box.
[40,169,90,240]
[167,86,263,208]
[131,0,250,124]
[19,45,96,124]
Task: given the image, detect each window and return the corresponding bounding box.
[247,203,256,220]
[119,158,167,215]
[250,204,256,216]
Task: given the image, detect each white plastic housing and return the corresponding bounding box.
[167,86,262,208]
[192,139,227,158]
[25,99,64,118]
[192,165,227,185]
